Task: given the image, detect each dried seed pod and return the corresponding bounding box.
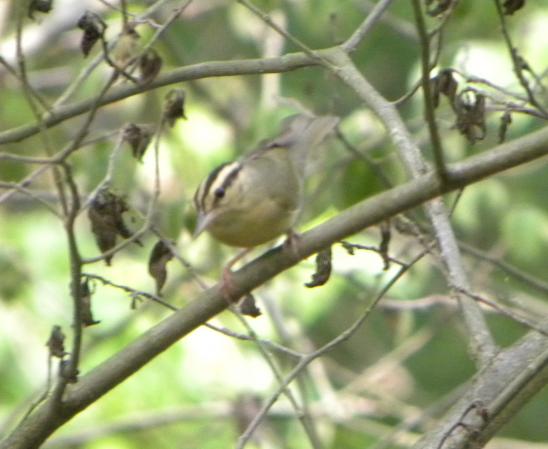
[77,11,105,57]
[430,69,459,109]
[239,294,261,317]
[163,89,187,127]
[425,0,454,16]
[503,0,525,15]
[88,188,137,265]
[28,0,53,19]
[498,111,512,143]
[122,123,154,161]
[148,240,174,296]
[81,279,100,327]
[139,48,163,85]
[305,247,332,288]
[454,89,487,144]
[46,325,67,358]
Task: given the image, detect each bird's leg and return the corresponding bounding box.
[221,248,252,301]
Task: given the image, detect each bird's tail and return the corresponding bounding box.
[270,114,339,172]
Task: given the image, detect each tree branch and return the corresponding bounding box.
[323,48,497,365]
[0,52,320,145]
[412,331,548,449]
[2,120,547,449]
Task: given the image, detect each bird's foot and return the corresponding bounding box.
[283,229,302,258]
[220,248,252,302]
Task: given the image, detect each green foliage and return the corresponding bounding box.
[1,0,547,448]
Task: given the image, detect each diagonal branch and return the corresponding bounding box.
[235,0,496,364]
[2,119,547,449]
[0,52,321,145]
[323,48,497,364]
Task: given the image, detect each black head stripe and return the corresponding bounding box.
[196,162,228,211]
[197,162,243,211]
[213,163,242,206]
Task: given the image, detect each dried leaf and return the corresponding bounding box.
[122,123,154,161]
[341,241,355,255]
[28,0,54,19]
[88,188,138,265]
[439,69,458,105]
[454,89,487,144]
[163,89,187,127]
[148,240,174,296]
[46,325,66,358]
[305,247,332,288]
[139,48,163,85]
[239,294,261,317]
[379,221,391,271]
[81,280,100,326]
[425,0,455,16]
[77,11,105,58]
[503,0,525,15]
[498,111,512,143]
[431,69,459,109]
[131,295,143,310]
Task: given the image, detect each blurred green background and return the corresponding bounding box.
[0,1,547,448]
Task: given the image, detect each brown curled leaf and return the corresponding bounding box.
[438,69,458,106]
[46,325,67,358]
[502,0,525,15]
[425,0,454,17]
[88,188,138,265]
[148,240,174,296]
[239,294,261,318]
[341,241,355,255]
[77,11,105,58]
[139,48,163,85]
[81,279,100,327]
[454,89,486,144]
[163,89,187,127]
[379,221,391,271]
[305,247,332,288]
[498,111,512,143]
[431,69,458,109]
[28,0,54,19]
[122,123,154,161]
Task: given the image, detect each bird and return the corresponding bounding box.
[193,114,339,291]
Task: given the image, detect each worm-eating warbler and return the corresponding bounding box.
[193,114,338,249]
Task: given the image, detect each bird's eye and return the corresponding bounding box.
[214,187,225,199]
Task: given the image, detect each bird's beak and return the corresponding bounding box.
[193,211,214,239]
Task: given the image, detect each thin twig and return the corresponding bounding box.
[455,287,548,336]
[411,0,447,182]
[14,3,69,217]
[493,0,548,116]
[82,273,303,358]
[3,120,548,448]
[53,0,181,107]
[459,243,548,296]
[0,182,61,217]
[342,0,396,53]
[237,243,435,448]
[230,308,324,449]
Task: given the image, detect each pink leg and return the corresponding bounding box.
[283,229,301,258]
[221,248,252,301]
